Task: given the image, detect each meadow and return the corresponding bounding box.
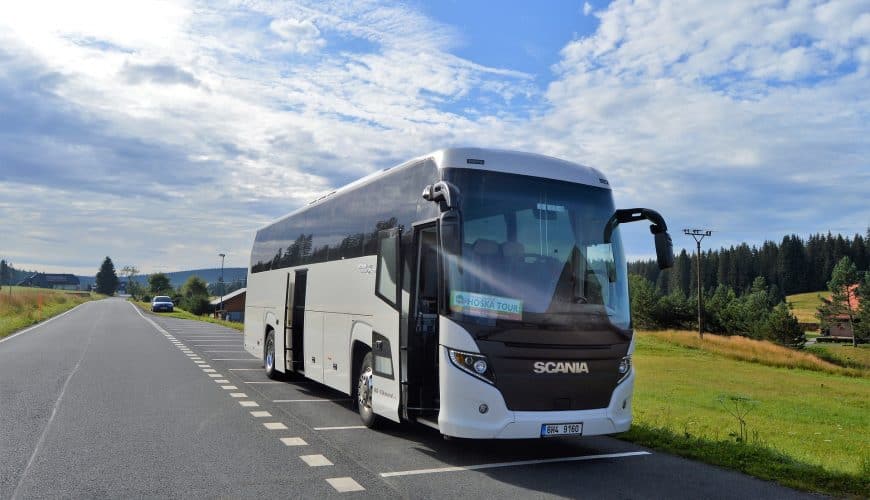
[628,330,869,496]
[0,286,96,338]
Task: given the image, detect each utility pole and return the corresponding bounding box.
[683,229,712,339]
[218,253,226,318]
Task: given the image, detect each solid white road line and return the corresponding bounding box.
[314,426,366,431]
[379,451,652,478]
[300,455,332,467]
[280,437,307,446]
[263,422,288,430]
[250,411,272,418]
[326,477,365,493]
[273,399,350,403]
[239,401,259,407]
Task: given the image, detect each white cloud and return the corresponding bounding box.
[0,0,867,274]
[583,2,593,16]
[269,18,325,54]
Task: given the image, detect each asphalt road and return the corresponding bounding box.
[0,298,819,499]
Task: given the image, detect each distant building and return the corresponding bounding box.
[17,273,80,290]
[210,287,246,322]
[822,284,861,338]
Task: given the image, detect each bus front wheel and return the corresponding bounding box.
[264,330,279,380]
[356,352,379,428]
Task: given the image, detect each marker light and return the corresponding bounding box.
[448,348,495,384]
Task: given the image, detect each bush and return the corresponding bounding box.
[142,295,151,302]
[763,302,806,348]
[183,296,211,315]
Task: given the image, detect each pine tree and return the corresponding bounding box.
[95,257,119,295]
[764,302,806,348]
[854,272,870,342]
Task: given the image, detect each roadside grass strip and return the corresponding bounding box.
[631,332,870,497]
[326,477,365,492]
[300,455,332,467]
[379,451,650,478]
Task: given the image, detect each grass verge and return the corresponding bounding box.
[130,300,243,331]
[644,329,865,377]
[621,425,868,497]
[630,331,869,497]
[0,286,97,338]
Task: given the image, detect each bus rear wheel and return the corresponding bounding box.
[356,352,379,428]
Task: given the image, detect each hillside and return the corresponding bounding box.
[99,267,248,289]
[786,291,829,324]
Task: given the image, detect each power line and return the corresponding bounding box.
[683,229,712,338]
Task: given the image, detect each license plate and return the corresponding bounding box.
[541,423,583,437]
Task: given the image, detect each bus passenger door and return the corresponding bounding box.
[372,228,402,422]
[286,269,306,373]
[408,224,440,417]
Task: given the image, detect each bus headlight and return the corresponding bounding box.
[617,355,632,384]
[448,348,495,384]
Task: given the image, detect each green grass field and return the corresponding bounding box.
[786,291,828,324]
[0,286,97,338]
[131,300,243,331]
[629,331,869,496]
[807,343,870,370]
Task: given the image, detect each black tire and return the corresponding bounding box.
[264,330,279,380]
[356,351,379,428]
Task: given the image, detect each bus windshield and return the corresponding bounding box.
[443,169,630,330]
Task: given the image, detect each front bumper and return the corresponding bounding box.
[437,345,634,439]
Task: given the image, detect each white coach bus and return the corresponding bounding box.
[244,148,673,439]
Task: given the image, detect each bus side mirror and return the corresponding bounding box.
[654,229,674,270]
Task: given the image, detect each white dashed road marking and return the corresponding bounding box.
[280,437,307,446]
[314,426,366,431]
[205,350,248,353]
[250,411,272,418]
[263,422,288,430]
[326,477,365,493]
[239,401,259,407]
[202,369,216,373]
[221,385,238,390]
[212,358,257,361]
[378,451,652,478]
[208,374,223,378]
[300,455,332,467]
[214,379,230,383]
[230,393,247,398]
[230,368,261,371]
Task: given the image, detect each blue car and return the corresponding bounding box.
[151,296,174,312]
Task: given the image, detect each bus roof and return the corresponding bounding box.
[261,148,610,230]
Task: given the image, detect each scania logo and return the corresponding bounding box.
[533,361,589,374]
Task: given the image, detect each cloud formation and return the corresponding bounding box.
[0,0,866,275]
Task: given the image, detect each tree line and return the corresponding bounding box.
[629,229,869,299]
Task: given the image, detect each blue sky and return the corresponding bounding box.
[0,0,868,275]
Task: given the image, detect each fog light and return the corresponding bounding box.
[618,358,629,374]
[473,359,488,374]
[479,404,488,414]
